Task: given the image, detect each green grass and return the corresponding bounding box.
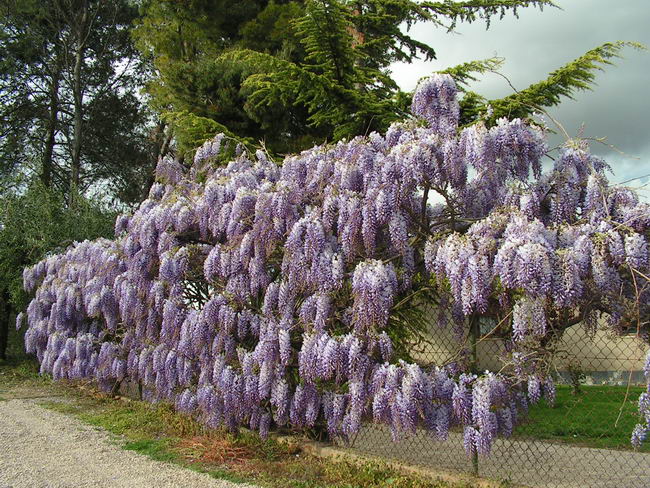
[123,439,178,463]
[0,326,45,399]
[514,384,648,451]
[0,356,44,399]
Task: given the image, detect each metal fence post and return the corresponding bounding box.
[469,315,480,477]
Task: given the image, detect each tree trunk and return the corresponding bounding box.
[468,315,480,476]
[141,122,172,201]
[41,63,61,189]
[70,0,89,198]
[348,5,365,49]
[0,289,11,361]
[348,5,366,108]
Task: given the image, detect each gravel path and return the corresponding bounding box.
[0,399,257,488]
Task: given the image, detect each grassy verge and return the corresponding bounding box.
[0,359,480,488]
[0,357,46,399]
[514,384,649,452]
[38,395,479,487]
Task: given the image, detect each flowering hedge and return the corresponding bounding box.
[19,75,650,453]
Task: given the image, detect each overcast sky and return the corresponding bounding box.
[390,0,650,194]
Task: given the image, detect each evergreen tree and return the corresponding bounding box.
[0,0,156,356]
[230,1,643,141]
[0,0,66,188]
[0,0,154,204]
[137,0,640,158]
[132,0,290,155]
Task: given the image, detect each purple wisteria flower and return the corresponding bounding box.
[17,74,650,453]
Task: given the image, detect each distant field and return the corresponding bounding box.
[514,384,649,452]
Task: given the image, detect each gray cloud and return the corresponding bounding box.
[390,0,650,183]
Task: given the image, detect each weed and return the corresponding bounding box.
[566,361,586,396]
[0,357,42,388]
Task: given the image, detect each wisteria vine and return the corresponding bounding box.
[19,74,650,454]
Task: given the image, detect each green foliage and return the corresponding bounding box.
[485,41,646,123]
[296,0,356,84]
[0,0,155,205]
[133,0,638,164]
[130,0,449,151]
[240,1,306,60]
[154,0,631,154]
[162,111,243,160]
[439,57,505,87]
[133,0,284,149]
[418,0,556,27]
[0,183,115,310]
[223,0,407,142]
[515,385,650,452]
[347,0,437,67]
[431,41,645,127]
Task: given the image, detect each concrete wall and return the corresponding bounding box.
[410,317,647,385]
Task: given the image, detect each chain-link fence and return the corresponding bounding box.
[335,318,650,488]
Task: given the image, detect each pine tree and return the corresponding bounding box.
[132,0,285,155]
[0,0,154,204]
[136,0,639,158]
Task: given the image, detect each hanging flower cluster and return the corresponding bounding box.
[21,74,650,454]
[632,351,650,447]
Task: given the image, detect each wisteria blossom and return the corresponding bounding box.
[21,76,650,454]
